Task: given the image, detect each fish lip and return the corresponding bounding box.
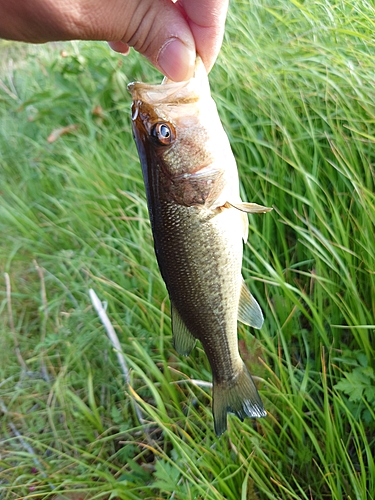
[127,57,208,105]
[127,80,190,103]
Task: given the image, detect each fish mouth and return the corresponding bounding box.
[128,57,212,142]
[127,57,208,105]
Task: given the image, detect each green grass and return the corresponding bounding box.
[1,0,375,498]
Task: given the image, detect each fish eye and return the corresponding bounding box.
[151,122,175,145]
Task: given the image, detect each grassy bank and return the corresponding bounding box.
[1,0,374,498]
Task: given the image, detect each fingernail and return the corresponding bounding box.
[158,38,195,82]
[108,41,130,55]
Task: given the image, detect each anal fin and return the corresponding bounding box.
[171,302,196,356]
[238,279,264,329]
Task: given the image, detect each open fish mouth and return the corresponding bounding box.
[128,57,209,105]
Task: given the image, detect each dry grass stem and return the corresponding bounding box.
[89,288,145,427]
[4,272,27,371]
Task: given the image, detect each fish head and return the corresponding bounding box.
[128,58,233,207]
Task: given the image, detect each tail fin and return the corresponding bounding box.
[212,364,266,436]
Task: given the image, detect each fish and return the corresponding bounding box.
[128,58,271,436]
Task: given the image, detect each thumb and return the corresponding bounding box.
[0,0,196,81]
[104,0,196,81]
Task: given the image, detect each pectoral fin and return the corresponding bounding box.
[224,201,272,214]
[238,279,264,329]
[171,303,196,356]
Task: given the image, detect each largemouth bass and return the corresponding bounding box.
[128,58,270,435]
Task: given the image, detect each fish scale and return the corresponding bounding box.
[155,202,241,373]
[128,58,271,435]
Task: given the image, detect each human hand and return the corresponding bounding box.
[0,0,229,81]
